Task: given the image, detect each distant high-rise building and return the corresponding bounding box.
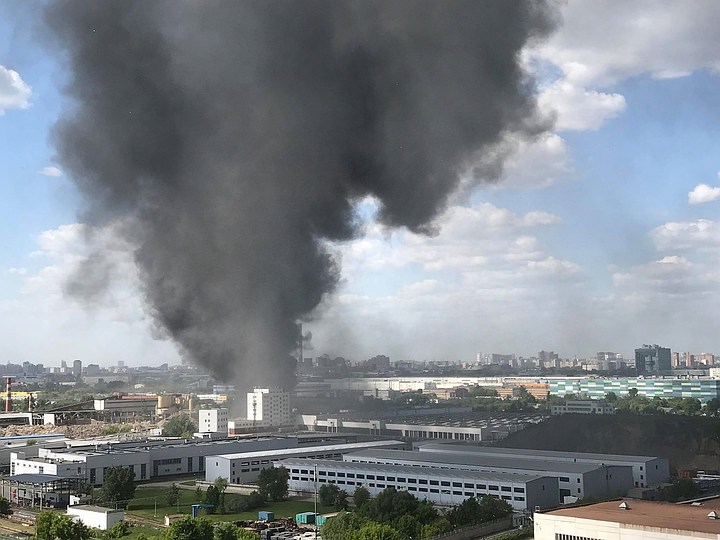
[680,352,695,367]
[597,352,617,362]
[72,360,82,376]
[635,344,671,375]
[118,360,125,368]
[491,353,514,365]
[199,408,228,433]
[246,387,291,427]
[671,352,680,367]
[698,353,715,366]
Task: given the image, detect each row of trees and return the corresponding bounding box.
[162,516,259,540]
[322,485,513,540]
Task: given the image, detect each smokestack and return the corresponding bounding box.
[28,394,33,412]
[46,0,559,389]
[5,378,11,413]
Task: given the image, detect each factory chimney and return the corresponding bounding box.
[5,377,11,413]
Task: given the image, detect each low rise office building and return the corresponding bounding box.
[281,458,559,511]
[551,400,615,415]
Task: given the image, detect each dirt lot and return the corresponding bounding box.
[0,419,157,438]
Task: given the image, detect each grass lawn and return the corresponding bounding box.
[127,488,333,523]
[125,525,163,539]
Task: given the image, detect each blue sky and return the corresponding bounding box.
[2,1,720,365]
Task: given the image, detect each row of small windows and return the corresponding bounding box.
[555,535,599,540]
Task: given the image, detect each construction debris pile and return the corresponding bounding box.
[0,420,157,438]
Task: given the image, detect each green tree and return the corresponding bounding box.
[360,487,419,524]
[353,485,371,509]
[446,496,512,528]
[163,415,197,437]
[166,483,180,506]
[355,523,405,540]
[320,484,341,507]
[109,521,129,538]
[706,398,720,416]
[36,511,57,540]
[0,496,12,518]
[236,530,260,540]
[321,511,369,540]
[396,515,421,539]
[605,392,618,403]
[50,514,90,540]
[334,490,349,511]
[420,519,451,539]
[257,467,289,502]
[213,522,238,540]
[204,485,220,514]
[164,516,214,540]
[212,477,228,514]
[628,388,639,398]
[99,466,136,508]
[414,501,439,526]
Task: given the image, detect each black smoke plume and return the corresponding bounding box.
[46,1,558,389]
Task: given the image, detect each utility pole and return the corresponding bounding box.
[314,464,318,540]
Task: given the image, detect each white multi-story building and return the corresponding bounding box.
[199,408,229,433]
[247,388,291,427]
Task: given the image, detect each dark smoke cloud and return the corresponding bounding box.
[46,0,558,389]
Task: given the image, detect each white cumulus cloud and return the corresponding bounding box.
[537,79,626,132]
[39,166,63,177]
[0,65,31,115]
[688,183,720,204]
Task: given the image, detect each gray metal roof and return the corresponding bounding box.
[346,449,612,474]
[416,443,660,463]
[279,458,548,484]
[6,473,67,484]
[214,440,405,460]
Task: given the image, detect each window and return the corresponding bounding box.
[328,472,336,477]
[430,489,439,494]
[501,486,511,492]
[337,473,346,477]
[453,491,462,495]
[514,496,525,501]
[419,479,428,485]
[357,474,365,479]
[577,478,581,483]
[452,482,462,488]
[489,485,499,491]
[501,496,511,501]
[408,478,417,484]
[241,469,249,473]
[348,474,355,478]
[476,484,486,490]
[430,480,439,486]
[559,477,569,482]
[513,487,524,493]
[367,475,375,480]
[319,471,326,476]
[441,481,450,487]
[397,477,406,482]
[377,476,385,481]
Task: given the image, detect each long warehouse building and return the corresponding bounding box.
[280,458,559,511]
[345,449,634,501]
[415,443,670,489]
[12,436,313,485]
[205,440,406,485]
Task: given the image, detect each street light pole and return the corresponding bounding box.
[314,464,318,540]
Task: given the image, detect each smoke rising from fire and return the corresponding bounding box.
[46,1,558,388]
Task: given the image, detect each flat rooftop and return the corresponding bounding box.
[330,411,547,428]
[279,458,547,484]
[417,443,660,463]
[543,499,720,535]
[215,440,404,460]
[347,449,608,474]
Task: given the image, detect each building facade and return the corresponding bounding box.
[345,449,634,500]
[551,400,616,415]
[635,345,671,375]
[549,378,720,402]
[199,408,228,433]
[282,458,559,511]
[247,388,291,427]
[204,440,406,485]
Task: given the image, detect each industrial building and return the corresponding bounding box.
[344,449,635,500]
[414,444,670,489]
[204,440,406,485]
[0,434,68,469]
[550,377,720,402]
[298,410,545,442]
[67,505,125,530]
[534,499,720,540]
[550,400,616,415]
[280,458,559,511]
[11,436,302,485]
